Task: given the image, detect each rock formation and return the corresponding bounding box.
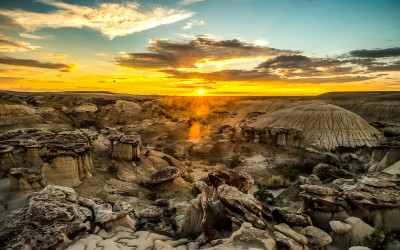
[0,145,16,177]
[109,133,141,161]
[1,130,95,187]
[9,168,47,191]
[208,168,254,193]
[245,103,382,150]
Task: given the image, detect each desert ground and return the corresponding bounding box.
[0,90,400,250]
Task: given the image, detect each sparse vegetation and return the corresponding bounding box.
[282,167,298,181]
[202,166,209,172]
[353,174,363,183]
[108,162,119,175]
[186,167,193,173]
[259,175,291,190]
[362,228,396,250]
[147,192,158,200]
[254,185,275,204]
[182,173,195,183]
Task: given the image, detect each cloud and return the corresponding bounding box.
[180,0,205,5]
[19,33,46,40]
[0,37,40,52]
[116,37,297,69]
[183,20,205,29]
[117,37,400,84]
[0,55,76,72]
[349,47,400,58]
[0,0,194,39]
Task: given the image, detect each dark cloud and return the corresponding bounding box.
[349,47,400,58]
[0,56,75,72]
[116,37,297,69]
[118,37,399,84]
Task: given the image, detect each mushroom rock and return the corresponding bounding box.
[109,133,141,161]
[245,103,382,150]
[208,168,254,193]
[9,167,47,191]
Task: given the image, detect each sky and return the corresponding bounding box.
[0,0,399,96]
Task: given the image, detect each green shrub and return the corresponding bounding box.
[187,168,194,173]
[362,228,396,250]
[147,192,158,200]
[353,174,362,183]
[182,173,195,183]
[254,186,275,204]
[282,167,298,181]
[108,163,119,175]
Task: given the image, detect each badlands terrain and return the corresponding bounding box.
[0,90,400,250]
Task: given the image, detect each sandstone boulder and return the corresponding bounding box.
[217,184,262,216]
[109,133,141,161]
[313,163,352,180]
[300,226,332,248]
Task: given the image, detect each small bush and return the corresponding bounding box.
[202,166,209,172]
[182,173,195,183]
[254,186,275,204]
[187,168,194,173]
[147,192,158,200]
[282,167,298,181]
[362,228,396,250]
[108,163,119,175]
[259,175,291,190]
[353,174,362,183]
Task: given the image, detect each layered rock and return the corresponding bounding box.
[245,103,382,150]
[9,168,47,191]
[109,133,141,161]
[1,130,95,187]
[341,172,400,230]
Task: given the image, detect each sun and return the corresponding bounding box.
[197,89,205,95]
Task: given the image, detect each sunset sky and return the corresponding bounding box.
[0,0,399,96]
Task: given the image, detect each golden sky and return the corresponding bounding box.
[0,0,399,96]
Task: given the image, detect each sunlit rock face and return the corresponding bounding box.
[244,103,382,150]
[0,130,95,187]
[0,103,44,129]
[109,133,141,161]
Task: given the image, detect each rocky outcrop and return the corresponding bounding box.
[245,103,382,150]
[9,167,47,191]
[0,103,45,129]
[208,168,254,193]
[0,185,90,249]
[109,133,141,161]
[300,226,332,248]
[341,172,400,230]
[1,130,95,187]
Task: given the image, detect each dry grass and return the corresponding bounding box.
[259,175,291,190]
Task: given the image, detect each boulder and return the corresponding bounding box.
[192,181,213,198]
[144,166,180,188]
[209,222,277,250]
[329,220,352,235]
[345,217,374,247]
[272,208,312,227]
[217,184,262,216]
[273,231,302,250]
[274,223,308,245]
[306,174,323,185]
[313,163,352,180]
[139,206,164,223]
[300,226,332,248]
[208,168,254,193]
